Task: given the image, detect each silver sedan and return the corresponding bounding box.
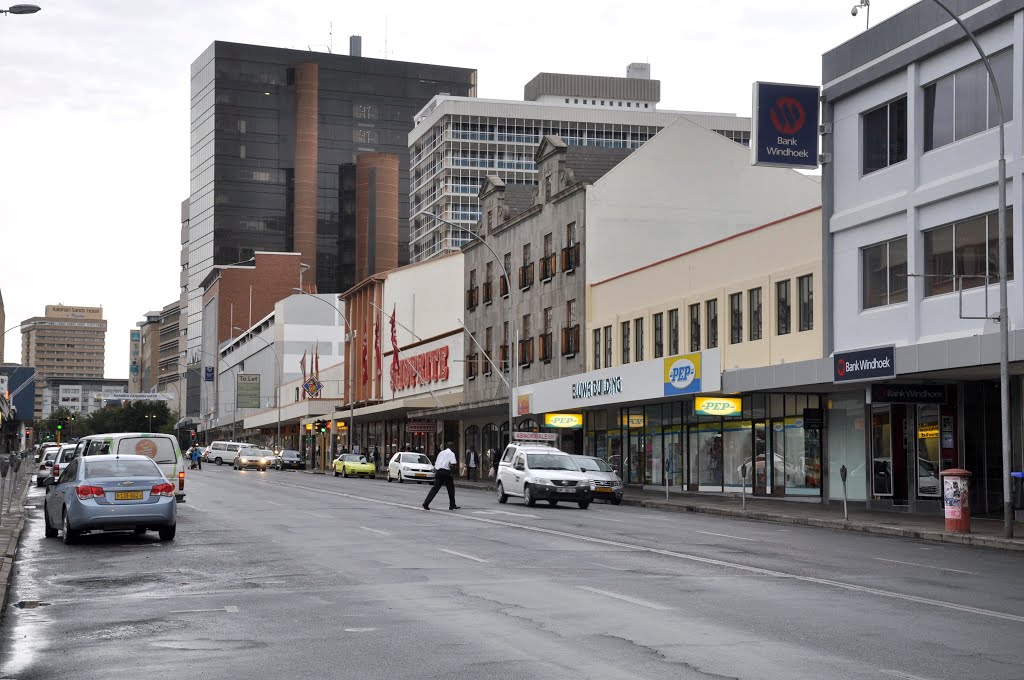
[42,454,177,544]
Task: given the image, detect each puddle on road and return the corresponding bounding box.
[10,601,50,610]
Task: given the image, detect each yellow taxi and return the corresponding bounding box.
[333,453,376,478]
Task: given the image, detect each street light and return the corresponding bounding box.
[290,289,355,466]
[144,413,156,433]
[423,211,518,443]
[1,4,41,15]
[233,326,282,452]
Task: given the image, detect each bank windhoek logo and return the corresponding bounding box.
[836,357,845,377]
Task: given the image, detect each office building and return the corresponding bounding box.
[39,376,128,419]
[407,64,752,262]
[134,301,184,414]
[21,305,107,418]
[186,39,476,374]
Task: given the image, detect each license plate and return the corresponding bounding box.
[415,473,426,478]
[596,486,612,492]
[114,491,144,501]
[557,487,575,493]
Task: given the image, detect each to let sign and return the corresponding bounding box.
[833,346,895,383]
[751,82,820,169]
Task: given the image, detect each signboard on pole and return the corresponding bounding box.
[751,82,820,169]
[236,374,261,409]
[204,367,215,382]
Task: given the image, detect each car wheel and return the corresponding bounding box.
[387,472,392,482]
[370,474,375,479]
[397,472,403,484]
[524,484,536,507]
[62,511,77,545]
[611,497,622,506]
[43,502,58,539]
[496,482,508,504]
[333,468,339,477]
[158,525,176,541]
[578,500,590,510]
[548,500,558,506]
[133,527,147,535]
[216,457,223,466]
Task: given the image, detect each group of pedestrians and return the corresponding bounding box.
[186,444,202,470]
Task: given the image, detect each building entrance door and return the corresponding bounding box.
[768,419,786,496]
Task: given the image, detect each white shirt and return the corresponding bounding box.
[434,448,457,471]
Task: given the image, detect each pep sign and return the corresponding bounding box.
[664,353,702,396]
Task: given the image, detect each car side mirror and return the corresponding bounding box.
[39,476,54,488]
[44,461,53,468]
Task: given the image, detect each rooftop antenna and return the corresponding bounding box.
[384,16,389,59]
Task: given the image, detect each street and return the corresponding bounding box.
[1,466,1023,680]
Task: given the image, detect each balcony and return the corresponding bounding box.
[466,353,478,380]
[499,344,510,372]
[519,262,535,291]
[539,332,553,363]
[561,325,580,357]
[482,281,493,305]
[500,276,510,299]
[561,243,581,273]
[540,253,557,282]
[466,287,479,311]
[518,337,535,367]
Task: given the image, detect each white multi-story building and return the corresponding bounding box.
[408,65,751,262]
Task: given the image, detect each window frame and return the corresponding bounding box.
[634,318,644,362]
[923,48,1014,153]
[862,237,909,309]
[922,208,1014,297]
[862,95,908,175]
[797,274,813,332]
[593,328,602,369]
[729,292,743,344]
[667,308,679,356]
[689,303,701,352]
[653,312,664,358]
[621,321,631,365]
[776,280,791,336]
[748,287,762,341]
[705,299,718,349]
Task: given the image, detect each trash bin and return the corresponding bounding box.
[1012,471,1024,513]
[940,468,972,533]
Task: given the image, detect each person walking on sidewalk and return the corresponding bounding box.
[422,441,459,510]
[466,447,477,481]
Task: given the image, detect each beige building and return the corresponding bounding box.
[21,305,107,417]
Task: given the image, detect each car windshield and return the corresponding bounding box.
[527,454,579,471]
[256,450,274,456]
[342,454,364,462]
[573,456,612,472]
[115,437,177,464]
[282,451,300,459]
[84,459,162,479]
[402,454,431,465]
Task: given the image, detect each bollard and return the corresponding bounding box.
[840,464,849,521]
[0,458,9,527]
[740,463,748,510]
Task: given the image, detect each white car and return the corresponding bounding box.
[387,452,435,484]
[495,444,594,509]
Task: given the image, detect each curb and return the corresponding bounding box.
[0,476,32,616]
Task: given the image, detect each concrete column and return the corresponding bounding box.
[294,63,319,291]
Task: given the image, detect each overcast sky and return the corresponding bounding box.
[0,0,919,377]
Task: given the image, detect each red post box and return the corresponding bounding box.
[939,468,972,533]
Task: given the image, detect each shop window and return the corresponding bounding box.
[862,237,908,309]
[924,208,1014,296]
[729,292,742,344]
[653,312,664,358]
[862,95,908,174]
[776,280,791,335]
[748,287,762,340]
[634,318,644,362]
[689,303,700,352]
[621,321,630,364]
[705,299,718,349]
[797,275,813,332]
[924,49,1013,151]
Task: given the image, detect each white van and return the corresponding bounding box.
[205,440,257,466]
[76,433,186,502]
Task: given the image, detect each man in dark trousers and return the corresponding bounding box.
[422,441,459,510]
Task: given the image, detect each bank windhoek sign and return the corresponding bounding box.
[833,346,895,383]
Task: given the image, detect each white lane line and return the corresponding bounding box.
[873,558,979,575]
[266,500,285,507]
[577,585,671,611]
[473,510,540,519]
[880,670,934,680]
[438,548,488,563]
[360,526,390,536]
[696,531,759,542]
[344,627,377,632]
[169,605,238,614]
[590,517,626,523]
[261,478,1024,624]
[593,563,631,572]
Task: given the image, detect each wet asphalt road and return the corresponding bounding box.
[1,464,1023,680]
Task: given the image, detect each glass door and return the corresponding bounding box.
[753,421,769,494]
[916,404,941,499]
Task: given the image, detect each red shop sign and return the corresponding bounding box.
[394,346,450,392]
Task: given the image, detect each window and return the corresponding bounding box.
[604,325,612,368]
[924,49,1013,151]
[522,314,531,339]
[621,321,631,364]
[653,312,664,358]
[862,237,908,309]
[543,232,553,258]
[593,328,602,369]
[487,209,493,229]
[484,326,493,374]
[748,288,762,341]
[567,299,577,327]
[566,221,577,246]
[798,275,813,331]
[544,174,552,199]
[705,300,718,349]
[543,307,553,334]
[863,96,908,174]
[502,253,512,297]
[729,292,743,344]
[923,208,1014,296]
[522,242,531,266]
[776,280,791,335]
[634,318,644,362]
[689,304,701,352]
[667,308,679,355]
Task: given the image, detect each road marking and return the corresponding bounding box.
[266,500,285,507]
[261,478,1024,624]
[576,585,671,611]
[473,510,540,519]
[591,517,626,523]
[880,670,934,680]
[696,531,758,542]
[438,548,488,563]
[593,563,631,572]
[360,526,390,536]
[344,627,377,632]
[873,558,979,575]
[169,606,238,614]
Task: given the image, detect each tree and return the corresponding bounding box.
[76,400,180,442]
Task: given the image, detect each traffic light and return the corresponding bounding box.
[317,419,327,434]
[190,430,197,443]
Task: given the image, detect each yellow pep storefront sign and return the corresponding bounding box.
[544,413,583,429]
[620,414,646,428]
[695,396,742,416]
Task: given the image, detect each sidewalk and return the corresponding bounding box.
[0,470,33,613]
[449,477,1024,551]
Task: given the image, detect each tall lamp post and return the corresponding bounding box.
[233,326,282,451]
[424,211,518,443]
[291,289,356,460]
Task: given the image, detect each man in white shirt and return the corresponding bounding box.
[423,441,460,510]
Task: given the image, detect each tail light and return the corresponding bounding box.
[151,482,175,497]
[75,485,104,500]
[178,470,185,491]
[52,464,59,477]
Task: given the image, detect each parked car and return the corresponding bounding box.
[206,440,257,466]
[41,454,176,544]
[35,446,59,485]
[572,455,624,505]
[44,444,79,485]
[77,433,187,503]
[274,450,303,470]
[496,444,593,509]
[234,448,274,471]
[333,454,376,478]
[35,442,59,464]
[386,451,435,484]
